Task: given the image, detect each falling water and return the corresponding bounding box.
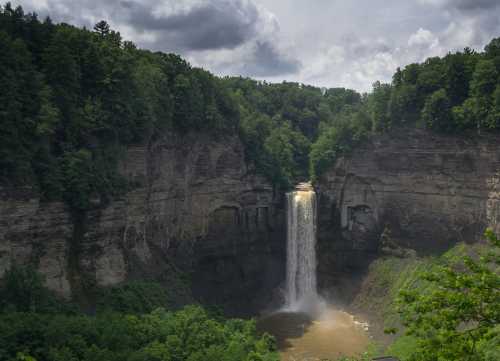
[259,182,370,360]
[285,182,319,312]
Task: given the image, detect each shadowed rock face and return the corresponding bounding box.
[316,129,500,303]
[0,132,286,315]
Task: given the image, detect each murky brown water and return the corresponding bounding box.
[258,308,370,361]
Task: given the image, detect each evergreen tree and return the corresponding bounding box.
[93,20,109,37]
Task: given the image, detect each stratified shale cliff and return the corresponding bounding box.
[316,129,500,299]
[0,132,285,315]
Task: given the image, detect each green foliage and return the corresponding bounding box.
[309,110,370,181]
[0,265,75,314]
[95,281,170,314]
[0,4,239,209]
[226,78,361,187]
[470,59,498,98]
[309,38,500,180]
[396,230,500,361]
[386,335,420,361]
[451,97,479,131]
[335,342,381,361]
[2,3,500,193]
[350,238,499,361]
[0,266,277,361]
[0,265,48,313]
[369,81,392,132]
[262,121,310,187]
[0,305,278,361]
[421,89,452,131]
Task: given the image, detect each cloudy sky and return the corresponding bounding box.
[12,0,500,92]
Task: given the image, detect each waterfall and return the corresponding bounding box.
[285,182,319,312]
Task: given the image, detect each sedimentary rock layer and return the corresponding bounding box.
[316,129,500,296]
[0,132,285,315]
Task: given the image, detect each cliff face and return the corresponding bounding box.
[4,128,499,314]
[0,132,285,315]
[316,129,500,299]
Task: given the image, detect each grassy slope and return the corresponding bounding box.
[350,242,487,360]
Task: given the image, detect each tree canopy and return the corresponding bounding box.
[0,266,279,361]
[1,2,500,192]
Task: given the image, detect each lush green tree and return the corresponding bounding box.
[421,89,452,131]
[96,282,170,314]
[324,87,361,115]
[484,37,500,72]
[471,59,498,99]
[0,5,243,209]
[396,230,500,361]
[388,83,418,125]
[368,81,392,132]
[486,85,500,129]
[93,20,110,37]
[416,57,444,98]
[224,77,365,186]
[444,52,475,106]
[0,265,74,314]
[0,266,278,361]
[451,98,479,131]
[0,265,46,313]
[309,110,370,181]
[0,305,278,361]
[0,29,42,184]
[263,121,310,186]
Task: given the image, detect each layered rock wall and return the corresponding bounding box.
[0,132,285,314]
[316,129,500,296]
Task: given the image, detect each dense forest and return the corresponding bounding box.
[2,3,500,204]
[0,3,241,211]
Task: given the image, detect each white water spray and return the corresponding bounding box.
[285,182,321,313]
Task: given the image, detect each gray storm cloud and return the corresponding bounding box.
[17,0,300,77]
[453,0,500,12]
[238,40,301,77]
[419,0,500,12]
[119,0,262,51]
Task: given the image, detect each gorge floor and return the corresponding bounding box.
[257,306,371,361]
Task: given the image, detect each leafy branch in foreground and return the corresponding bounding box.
[396,229,500,361]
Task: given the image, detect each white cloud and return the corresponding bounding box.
[408,28,439,48]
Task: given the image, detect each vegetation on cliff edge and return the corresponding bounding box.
[3,3,499,196]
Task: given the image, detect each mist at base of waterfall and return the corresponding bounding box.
[281,293,328,318]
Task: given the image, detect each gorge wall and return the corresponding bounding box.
[0,132,286,315]
[316,129,500,301]
[2,127,500,314]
